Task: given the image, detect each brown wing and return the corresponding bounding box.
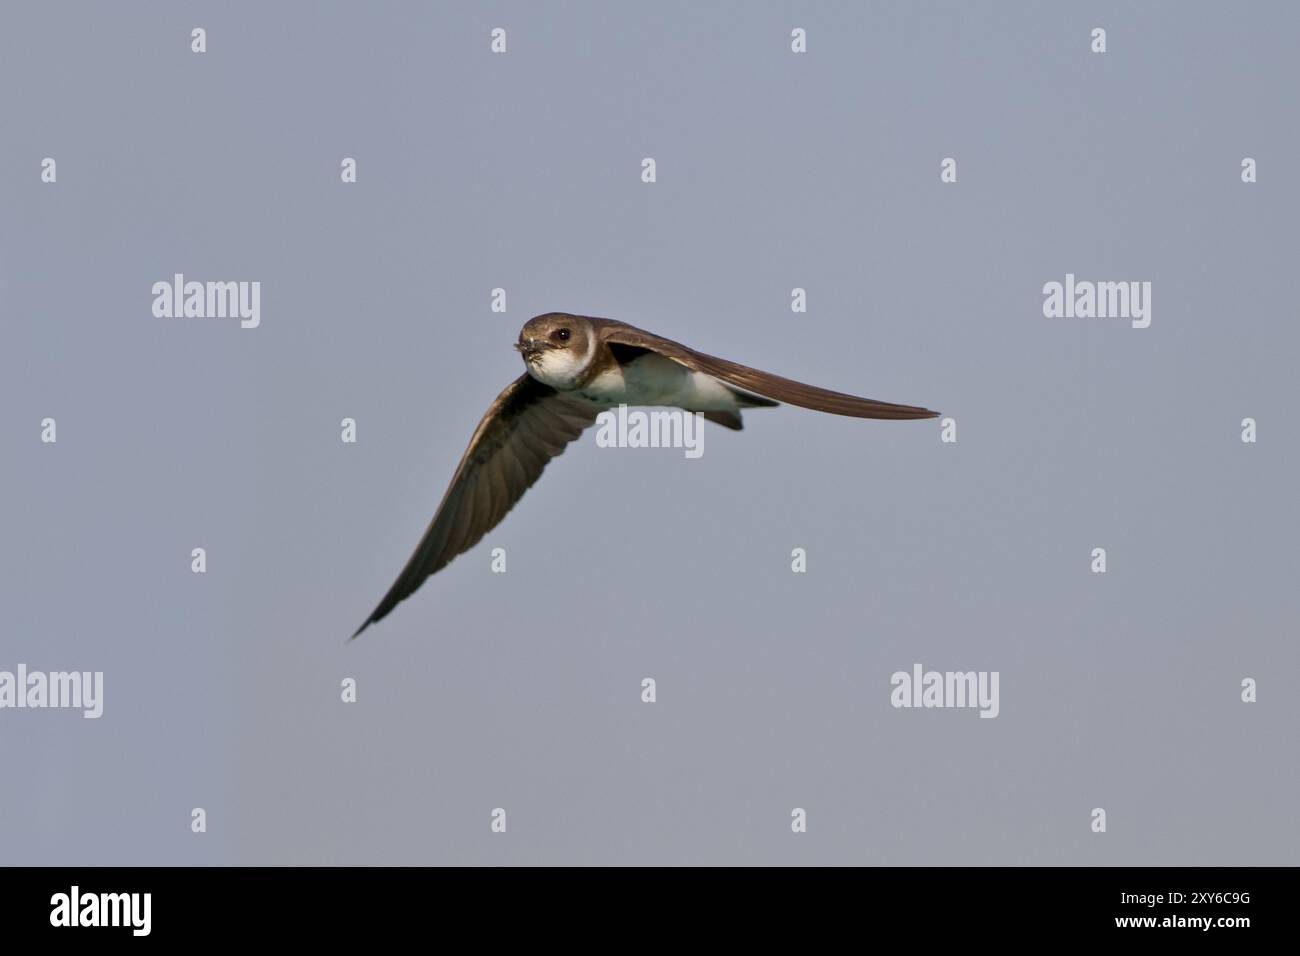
[595,319,939,420]
[352,374,599,637]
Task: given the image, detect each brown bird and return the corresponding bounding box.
[352,313,938,636]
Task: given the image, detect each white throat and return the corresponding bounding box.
[529,338,594,390]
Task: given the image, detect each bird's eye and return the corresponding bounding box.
[554,328,571,342]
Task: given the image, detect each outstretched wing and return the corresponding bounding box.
[352,374,599,637]
[597,320,939,420]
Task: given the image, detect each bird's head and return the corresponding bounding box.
[516,313,596,389]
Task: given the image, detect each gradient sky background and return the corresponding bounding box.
[2,1,1297,865]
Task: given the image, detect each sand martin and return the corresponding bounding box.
[352,313,939,636]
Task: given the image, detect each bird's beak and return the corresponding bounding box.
[516,337,549,358]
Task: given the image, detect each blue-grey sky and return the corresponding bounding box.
[1,1,1296,865]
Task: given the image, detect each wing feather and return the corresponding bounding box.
[595,319,939,420]
[352,374,599,637]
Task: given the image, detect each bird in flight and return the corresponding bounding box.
[352,312,938,637]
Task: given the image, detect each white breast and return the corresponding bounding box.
[578,353,741,412]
